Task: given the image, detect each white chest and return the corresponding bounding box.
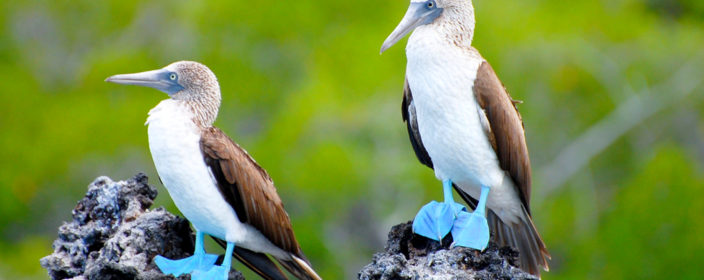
[405,28,503,188]
[146,100,243,240]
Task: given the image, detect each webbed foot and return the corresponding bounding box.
[451,210,490,250]
[154,230,218,276]
[192,265,230,280]
[191,240,235,280]
[412,180,492,250]
[412,200,465,241]
[154,253,218,276]
[451,185,491,250]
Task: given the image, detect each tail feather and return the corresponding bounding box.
[274,254,322,280]
[212,237,289,280]
[488,208,550,276]
[454,184,550,276]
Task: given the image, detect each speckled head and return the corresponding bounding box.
[106,61,222,126]
[380,0,475,53]
[161,61,220,102]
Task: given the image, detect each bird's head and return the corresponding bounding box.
[106,61,219,100]
[106,61,222,126]
[380,0,475,53]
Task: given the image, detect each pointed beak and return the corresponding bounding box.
[380,2,443,54]
[105,68,184,95]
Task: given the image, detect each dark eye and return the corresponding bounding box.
[169,73,177,80]
[427,1,434,8]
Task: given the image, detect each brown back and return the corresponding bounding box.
[200,127,303,257]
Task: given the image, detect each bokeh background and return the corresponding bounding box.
[1,0,703,279]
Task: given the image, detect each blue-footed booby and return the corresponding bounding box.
[381,0,550,276]
[106,61,321,280]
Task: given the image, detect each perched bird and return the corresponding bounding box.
[381,0,550,276]
[106,61,321,280]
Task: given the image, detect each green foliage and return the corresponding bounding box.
[1,0,703,279]
[598,145,704,279]
[543,146,704,279]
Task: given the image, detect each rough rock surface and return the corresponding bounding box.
[358,221,538,280]
[40,173,244,280]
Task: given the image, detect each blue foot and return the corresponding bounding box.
[192,265,230,280]
[412,200,465,241]
[451,185,491,250]
[192,241,235,280]
[154,254,218,276]
[451,210,490,250]
[412,179,466,241]
[154,230,218,276]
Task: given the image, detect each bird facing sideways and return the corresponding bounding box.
[106,61,321,280]
[381,0,550,276]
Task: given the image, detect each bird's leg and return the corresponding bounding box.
[154,230,218,276]
[443,178,455,203]
[412,179,466,242]
[192,242,235,280]
[451,185,490,250]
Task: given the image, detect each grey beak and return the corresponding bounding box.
[380,2,443,54]
[105,68,184,95]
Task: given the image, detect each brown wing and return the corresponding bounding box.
[474,61,551,275]
[402,77,434,169]
[404,64,548,275]
[473,61,532,211]
[200,127,303,257]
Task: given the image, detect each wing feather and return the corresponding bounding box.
[402,77,434,169]
[402,60,548,275]
[200,127,304,257]
[473,61,532,210]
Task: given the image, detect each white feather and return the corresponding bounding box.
[406,25,523,224]
[146,99,289,258]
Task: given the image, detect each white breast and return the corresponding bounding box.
[146,100,290,257]
[406,27,522,222]
[146,100,245,241]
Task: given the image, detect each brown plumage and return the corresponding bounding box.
[383,0,549,275]
[108,60,321,280]
[402,61,550,276]
[473,61,532,210]
[200,127,321,280]
[201,127,301,255]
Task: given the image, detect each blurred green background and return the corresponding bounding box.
[1,0,703,279]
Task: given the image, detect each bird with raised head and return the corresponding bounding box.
[381,0,550,276]
[106,61,321,280]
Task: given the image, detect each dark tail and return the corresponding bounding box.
[212,237,289,280]
[488,207,550,276]
[454,185,550,276]
[274,253,322,280]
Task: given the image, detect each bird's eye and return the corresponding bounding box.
[427,1,434,8]
[169,73,177,80]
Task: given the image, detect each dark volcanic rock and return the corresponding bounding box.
[358,221,538,280]
[40,174,244,280]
